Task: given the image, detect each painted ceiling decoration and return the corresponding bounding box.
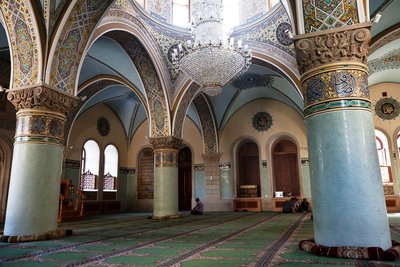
[302,0,359,32]
[252,111,273,132]
[375,97,400,120]
[0,0,39,87]
[97,117,110,136]
[368,48,400,75]
[232,73,274,91]
[276,22,294,46]
[50,0,114,93]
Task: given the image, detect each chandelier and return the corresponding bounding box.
[171,0,252,96]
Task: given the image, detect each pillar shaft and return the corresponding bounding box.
[150,136,182,219]
[4,86,77,236]
[294,23,392,249]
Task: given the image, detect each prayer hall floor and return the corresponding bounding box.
[1,211,400,266]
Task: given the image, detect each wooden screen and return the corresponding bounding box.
[178,146,192,210]
[272,139,300,196]
[138,148,154,199]
[237,141,260,197]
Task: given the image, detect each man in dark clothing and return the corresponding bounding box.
[191,198,204,215]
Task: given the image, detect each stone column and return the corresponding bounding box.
[4,85,77,236]
[294,23,392,249]
[149,136,182,219]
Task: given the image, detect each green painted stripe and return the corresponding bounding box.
[305,99,371,118]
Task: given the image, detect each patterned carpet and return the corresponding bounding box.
[1,212,400,266]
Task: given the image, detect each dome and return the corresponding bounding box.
[135,0,280,29]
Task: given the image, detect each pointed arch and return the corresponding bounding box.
[0,1,42,87]
[65,74,149,144]
[47,0,114,93]
[193,95,218,154]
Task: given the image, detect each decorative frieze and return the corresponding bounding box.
[149,136,182,150]
[202,153,222,164]
[7,85,78,114]
[119,167,136,175]
[154,149,178,167]
[65,159,80,169]
[15,109,66,146]
[294,23,371,75]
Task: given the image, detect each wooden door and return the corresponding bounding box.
[272,140,300,196]
[178,147,192,210]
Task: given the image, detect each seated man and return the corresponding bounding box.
[191,198,204,215]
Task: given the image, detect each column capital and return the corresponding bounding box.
[7,85,79,114]
[294,22,371,75]
[202,153,222,164]
[149,136,183,150]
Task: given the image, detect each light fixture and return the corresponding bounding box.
[171,0,252,96]
[79,95,87,101]
[372,13,382,23]
[0,85,5,92]
[285,29,293,39]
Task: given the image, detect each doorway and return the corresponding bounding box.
[178,146,192,210]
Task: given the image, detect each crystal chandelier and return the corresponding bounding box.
[171,0,252,96]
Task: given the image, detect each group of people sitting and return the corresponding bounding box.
[282,197,310,213]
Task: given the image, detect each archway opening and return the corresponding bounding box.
[272,139,300,197]
[178,146,192,210]
[237,141,260,198]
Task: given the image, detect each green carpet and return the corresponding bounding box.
[0,212,400,266]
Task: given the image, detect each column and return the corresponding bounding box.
[294,23,392,249]
[4,85,77,236]
[150,136,182,219]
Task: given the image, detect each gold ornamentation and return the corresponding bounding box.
[15,109,66,146]
[302,67,370,108]
[294,23,371,75]
[154,149,178,167]
[7,85,78,114]
[149,136,182,150]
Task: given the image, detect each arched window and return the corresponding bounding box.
[104,144,118,191]
[80,140,100,191]
[375,130,392,183]
[173,0,190,27]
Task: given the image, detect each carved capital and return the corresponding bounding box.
[294,23,371,74]
[7,85,79,114]
[149,136,183,150]
[202,153,222,164]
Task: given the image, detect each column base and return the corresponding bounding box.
[150,213,181,220]
[0,229,73,243]
[299,239,400,261]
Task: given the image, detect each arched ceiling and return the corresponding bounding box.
[368,0,400,86]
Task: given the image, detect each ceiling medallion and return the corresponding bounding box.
[97,117,110,136]
[375,97,400,120]
[252,112,273,132]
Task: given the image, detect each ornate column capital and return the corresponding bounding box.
[149,136,183,151]
[293,23,372,118]
[7,85,79,114]
[294,22,371,75]
[202,153,222,164]
[149,136,183,168]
